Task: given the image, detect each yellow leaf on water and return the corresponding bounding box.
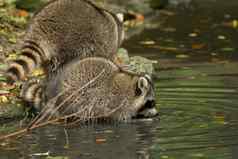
[189,33,198,37]
[140,40,156,45]
[214,112,226,125]
[232,20,238,28]
[176,54,189,58]
[217,35,226,40]
[192,43,206,49]
[64,144,69,149]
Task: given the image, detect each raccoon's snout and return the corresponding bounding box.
[144,99,156,109]
[134,99,158,119]
[133,75,158,119]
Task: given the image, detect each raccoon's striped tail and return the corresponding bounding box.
[5,41,44,84]
[20,78,45,112]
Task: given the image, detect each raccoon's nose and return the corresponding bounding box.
[144,99,156,109]
[134,99,158,119]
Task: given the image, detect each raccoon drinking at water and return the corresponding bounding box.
[5,0,158,121]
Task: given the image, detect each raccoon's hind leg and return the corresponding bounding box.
[20,78,45,113]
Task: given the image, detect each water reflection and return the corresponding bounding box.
[0,121,160,159]
[123,0,238,158]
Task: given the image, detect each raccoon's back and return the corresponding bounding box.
[26,0,120,61]
[5,0,123,83]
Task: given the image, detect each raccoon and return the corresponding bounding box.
[21,57,158,121]
[5,0,124,83]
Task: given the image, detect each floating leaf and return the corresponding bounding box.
[217,35,226,40]
[222,20,238,28]
[176,54,189,59]
[162,27,176,32]
[188,33,198,37]
[192,43,205,49]
[214,112,226,125]
[30,151,50,157]
[46,156,69,159]
[140,40,156,45]
[220,47,235,52]
[96,138,107,144]
[232,20,238,28]
[191,153,204,157]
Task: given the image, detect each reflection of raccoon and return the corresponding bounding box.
[5,0,124,83]
[21,57,158,121]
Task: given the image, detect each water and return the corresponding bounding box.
[1,0,238,159]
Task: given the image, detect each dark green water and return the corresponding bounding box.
[1,0,238,159]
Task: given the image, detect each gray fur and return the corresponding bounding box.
[6,0,124,82]
[21,57,158,122]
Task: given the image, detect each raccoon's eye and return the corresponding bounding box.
[135,77,149,96]
[135,85,142,96]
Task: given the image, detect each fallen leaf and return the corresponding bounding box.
[16,9,29,17]
[189,33,198,37]
[176,54,189,58]
[161,155,169,159]
[140,40,156,45]
[214,112,226,124]
[232,20,238,28]
[30,151,50,157]
[217,35,226,40]
[192,43,206,49]
[150,45,179,51]
[221,47,235,52]
[163,27,176,32]
[222,20,238,28]
[95,138,107,144]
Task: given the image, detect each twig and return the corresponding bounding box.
[28,69,106,128]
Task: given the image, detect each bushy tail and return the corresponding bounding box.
[5,41,44,84]
[20,78,44,111]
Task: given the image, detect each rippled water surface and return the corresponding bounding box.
[1,0,238,159]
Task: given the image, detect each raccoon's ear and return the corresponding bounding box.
[138,77,149,91]
[116,13,124,22]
